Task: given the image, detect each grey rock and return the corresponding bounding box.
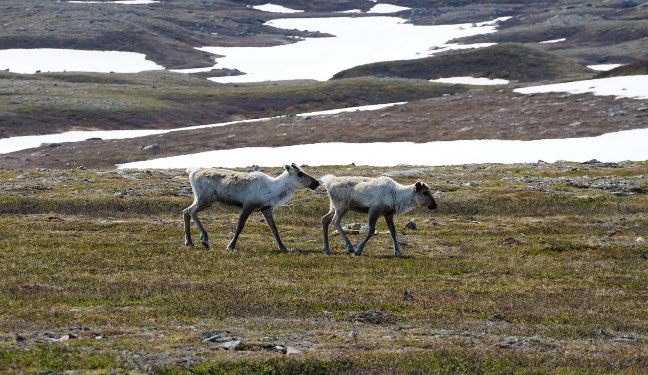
[140,144,160,151]
[220,340,241,350]
[286,346,302,355]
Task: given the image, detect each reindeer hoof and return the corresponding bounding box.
[354,251,363,256]
[322,248,331,255]
[395,252,404,257]
[201,241,209,249]
[185,242,195,249]
[226,246,235,252]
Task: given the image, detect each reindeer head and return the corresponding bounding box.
[414,180,437,210]
[285,163,320,190]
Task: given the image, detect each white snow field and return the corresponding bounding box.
[198,16,510,83]
[0,49,164,74]
[514,75,648,100]
[118,128,648,169]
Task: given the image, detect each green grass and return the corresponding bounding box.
[1,163,647,373]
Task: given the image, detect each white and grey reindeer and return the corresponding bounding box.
[183,163,320,251]
[321,175,437,256]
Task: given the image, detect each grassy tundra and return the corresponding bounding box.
[0,163,647,373]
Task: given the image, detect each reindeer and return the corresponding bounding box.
[183,163,319,251]
[321,175,437,256]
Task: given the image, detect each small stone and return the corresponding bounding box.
[221,340,241,350]
[502,237,522,246]
[405,221,417,230]
[140,144,160,151]
[403,290,414,301]
[43,143,61,148]
[359,223,376,235]
[286,346,302,355]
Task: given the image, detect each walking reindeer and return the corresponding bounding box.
[183,164,319,251]
[321,175,437,256]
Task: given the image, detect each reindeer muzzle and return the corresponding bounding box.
[428,202,438,210]
[310,180,320,190]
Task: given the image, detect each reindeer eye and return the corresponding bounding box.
[297,172,304,177]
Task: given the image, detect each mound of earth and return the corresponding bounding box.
[331,44,591,82]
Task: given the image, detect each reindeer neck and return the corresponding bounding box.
[274,170,297,191]
[393,184,417,215]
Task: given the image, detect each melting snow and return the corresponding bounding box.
[118,128,648,169]
[252,3,304,13]
[539,38,566,44]
[587,64,623,71]
[514,75,648,99]
[367,4,411,13]
[0,49,164,74]
[198,16,509,83]
[430,77,510,85]
[0,102,406,154]
[68,0,159,4]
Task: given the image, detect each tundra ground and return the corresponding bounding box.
[1,163,647,373]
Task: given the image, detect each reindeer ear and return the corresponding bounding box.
[415,181,424,192]
[291,162,298,168]
[284,165,291,171]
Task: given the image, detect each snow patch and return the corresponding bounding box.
[367,4,411,13]
[199,16,507,83]
[252,3,304,13]
[69,0,159,4]
[539,38,566,44]
[118,128,648,169]
[514,75,648,99]
[430,76,510,85]
[0,49,164,74]
[587,64,623,71]
[0,102,407,154]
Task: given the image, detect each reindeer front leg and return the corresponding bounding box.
[321,208,335,255]
[261,208,288,251]
[227,206,255,251]
[355,210,380,256]
[385,214,403,257]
